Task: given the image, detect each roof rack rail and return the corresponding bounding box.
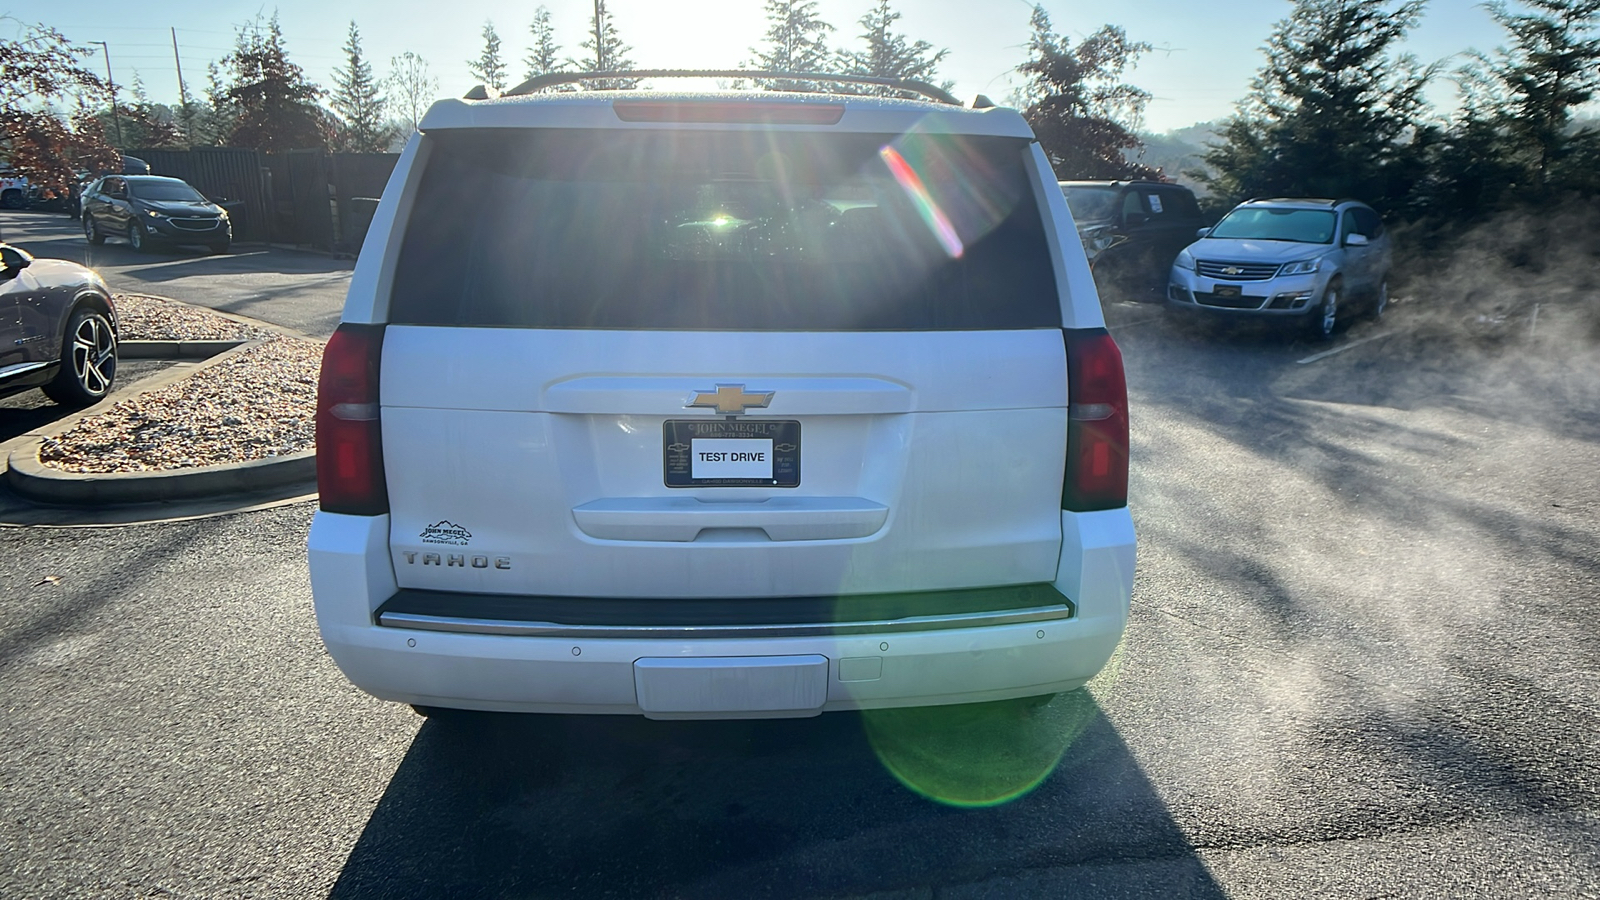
[502,69,962,106]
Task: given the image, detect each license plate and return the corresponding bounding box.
[664,420,800,487]
[1214,285,1242,298]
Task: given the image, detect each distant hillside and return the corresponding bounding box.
[1126,121,1221,193]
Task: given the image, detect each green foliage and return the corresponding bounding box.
[573,0,637,90]
[834,0,951,97]
[219,14,331,152]
[1453,0,1600,197]
[332,22,392,152]
[1199,0,1433,214]
[1016,6,1157,180]
[747,0,836,92]
[524,7,565,83]
[468,21,509,93]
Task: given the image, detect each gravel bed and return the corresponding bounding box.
[40,335,322,473]
[114,293,276,341]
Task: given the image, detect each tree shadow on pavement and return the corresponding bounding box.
[328,694,1226,899]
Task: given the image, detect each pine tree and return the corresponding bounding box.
[468,21,509,93]
[332,21,392,152]
[1199,0,1433,211]
[220,14,332,152]
[524,7,565,84]
[574,0,637,90]
[387,51,438,133]
[1467,0,1600,193]
[834,0,951,97]
[1016,7,1157,180]
[747,0,835,92]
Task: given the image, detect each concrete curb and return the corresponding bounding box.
[4,444,315,505]
[1,305,323,507]
[119,339,245,359]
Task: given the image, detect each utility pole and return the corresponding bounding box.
[171,28,188,106]
[90,40,124,147]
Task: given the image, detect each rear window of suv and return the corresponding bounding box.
[389,128,1060,331]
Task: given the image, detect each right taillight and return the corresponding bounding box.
[316,323,388,515]
[1062,327,1129,511]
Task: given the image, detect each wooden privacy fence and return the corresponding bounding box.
[132,148,400,252]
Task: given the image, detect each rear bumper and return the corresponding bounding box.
[307,509,1134,718]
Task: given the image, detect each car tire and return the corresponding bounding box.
[1369,278,1388,322]
[1307,281,1340,341]
[42,306,118,407]
[129,220,151,253]
[208,239,231,255]
[83,215,105,246]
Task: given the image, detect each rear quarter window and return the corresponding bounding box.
[389,128,1060,331]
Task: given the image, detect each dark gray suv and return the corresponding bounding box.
[82,175,231,254]
[0,243,118,406]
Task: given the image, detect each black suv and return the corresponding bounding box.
[1060,180,1206,302]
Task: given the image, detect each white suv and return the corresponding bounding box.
[307,75,1135,720]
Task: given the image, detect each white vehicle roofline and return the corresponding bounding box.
[418,92,1035,139]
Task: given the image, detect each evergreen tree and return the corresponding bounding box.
[220,14,332,152]
[0,23,119,198]
[1016,6,1157,180]
[1464,0,1600,193]
[108,71,184,149]
[468,21,509,93]
[1199,0,1433,212]
[387,52,438,133]
[747,0,835,92]
[574,0,638,90]
[524,7,565,84]
[835,0,951,97]
[332,21,392,152]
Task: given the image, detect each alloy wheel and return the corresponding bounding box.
[72,314,116,396]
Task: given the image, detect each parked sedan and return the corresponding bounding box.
[81,175,231,254]
[0,243,118,406]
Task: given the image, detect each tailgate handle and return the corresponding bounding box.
[572,497,888,542]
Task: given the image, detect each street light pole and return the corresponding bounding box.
[89,41,124,148]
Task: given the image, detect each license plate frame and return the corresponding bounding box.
[664,419,801,488]
[1214,284,1242,298]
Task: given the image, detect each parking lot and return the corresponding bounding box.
[2,208,1598,897]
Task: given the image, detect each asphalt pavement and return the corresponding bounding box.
[2,210,1597,898]
[2,210,352,338]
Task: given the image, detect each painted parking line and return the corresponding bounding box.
[1296,331,1395,365]
[1109,315,1165,330]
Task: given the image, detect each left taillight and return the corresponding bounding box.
[1062,327,1130,512]
[316,323,388,515]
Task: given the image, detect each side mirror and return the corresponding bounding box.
[1345,233,1370,247]
[0,247,31,273]
[1195,227,1212,239]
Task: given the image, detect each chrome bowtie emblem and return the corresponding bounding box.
[687,384,774,415]
[1222,266,1243,275]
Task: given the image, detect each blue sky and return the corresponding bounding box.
[19,0,1518,132]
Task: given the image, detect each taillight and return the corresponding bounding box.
[1062,328,1129,511]
[316,323,388,515]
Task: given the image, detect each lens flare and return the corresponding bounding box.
[879,145,965,258]
[859,641,1126,807]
